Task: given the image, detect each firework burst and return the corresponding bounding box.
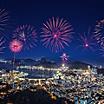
[94,19,104,48]
[77,28,96,51]
[60,53,69,63]
[0,9,9,34]
[9,39,23,53]
[41,17,73,52]
[13,25,37,50]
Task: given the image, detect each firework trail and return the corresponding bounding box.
[0,9,9,34]
[98,48,104,57]
[0,36,5,53]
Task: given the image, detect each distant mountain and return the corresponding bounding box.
[0,58,103,75]
[69,61,92,69]
[34,57,57,68]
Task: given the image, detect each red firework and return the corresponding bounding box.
[13,25,37,50]
[9,39,23,53]
[41,17,73,52]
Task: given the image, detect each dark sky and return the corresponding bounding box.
[0,0,104,67]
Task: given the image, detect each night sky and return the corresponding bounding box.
[0,0,104,67]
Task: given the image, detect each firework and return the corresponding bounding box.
[60,53,69,63]
[13,25,37,50]
[0,9,9,34]
[9,39,23,53]
[94,19,104,48]
[41,17,73,52]
[99,48,104,57]
[0,36,5,53]
[77,28,95,51]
